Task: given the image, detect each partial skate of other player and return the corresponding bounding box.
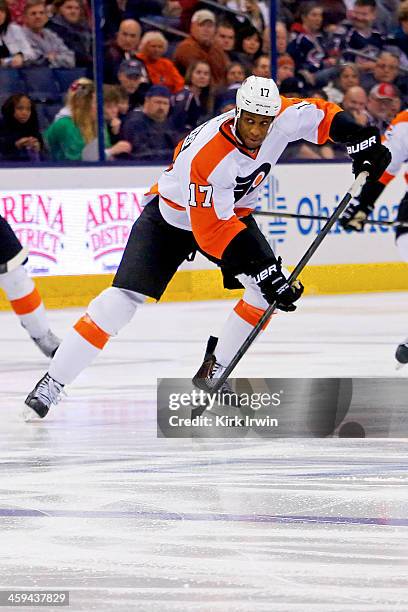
[0,215,60,358]
[24,76,390,420]
[340,108,407,366]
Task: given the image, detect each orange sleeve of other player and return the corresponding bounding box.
[189,132,246,260]
[304,98,343,144]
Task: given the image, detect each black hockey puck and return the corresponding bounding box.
[338,421,366,438]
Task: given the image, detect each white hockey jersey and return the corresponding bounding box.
[148,96,342,259]
[380,109,408,187]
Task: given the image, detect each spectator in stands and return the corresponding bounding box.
[276,54,295,84]
[103,84,123,145]
[366,81,401,133]
[122,85,178,163]
[0,0,36,66]
[5,0,25,25]
[0,93,44,161]
[215,20,240,62]
[240,0,268,33]
[287,1,334,84]
[235,25,263,73]
[275,20,288,55]
[160,0,182,30]
[323,63,360,103]
[173,9,229,86]
[252,53,270,77]
[341,0,384,70]
[341,85,369,126]
[104,19,148,84]
[171,59,213,134]
[360,50,400,91]
[137,31,184,95]
[124,0,163,21]
[47,0,92,71]
[101,0,123,40]
[23,0,75,67]
[117,58,150,110]
[225,61,246,85]
[387,2,408,68]
[45,79,131,160]
[279,76,307,97]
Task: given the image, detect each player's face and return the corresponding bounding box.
[238,111,274,149]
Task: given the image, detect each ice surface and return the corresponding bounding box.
[0,293,407,611]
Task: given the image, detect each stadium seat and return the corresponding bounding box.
[36,103,62,131]
[0,69,26,97]
[20,67,61,103]
[53,68,87,94]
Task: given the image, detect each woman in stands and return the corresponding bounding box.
[137,30,184,95]
[0,94,45,161]
[45,78,131,161]
[323,63,360,104]
[0,0,35,66]
[235,25,263,74]
[170,59,214,135]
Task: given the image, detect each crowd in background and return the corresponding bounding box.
[0,0,407,163]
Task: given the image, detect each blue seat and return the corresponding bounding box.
[20,67,61,103]
[36,103,62,131]
[53,68,87,94]
[0,68,26,97]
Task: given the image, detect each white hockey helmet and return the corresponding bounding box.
[235,75,281,121]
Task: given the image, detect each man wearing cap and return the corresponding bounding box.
[104,18,149,84]
[118,59,151,109]
[367,82,401,133]
[173,9,229,85]
[121,85,180,162]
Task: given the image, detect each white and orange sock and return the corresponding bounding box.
[0,266,50,339]
[49,287,144,385]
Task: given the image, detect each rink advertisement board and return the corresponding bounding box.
[0,162,405,277]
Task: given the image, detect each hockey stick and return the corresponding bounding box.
[212,170,369,393]
[253,209,408,228]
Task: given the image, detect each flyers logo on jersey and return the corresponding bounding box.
[234,163,271,202]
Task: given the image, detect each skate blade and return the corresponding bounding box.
[22,404,43,422]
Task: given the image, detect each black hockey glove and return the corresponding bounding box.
[340,178,386,232]
[346,126,391,181]
[251,257,304,312]
[340,200,374,232]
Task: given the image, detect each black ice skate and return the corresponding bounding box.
[192,336,241,409]
[395,339,408,369]
[23,373,65,421]
[31,330,60,358]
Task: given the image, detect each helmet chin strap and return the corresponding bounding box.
[233,108,275,150]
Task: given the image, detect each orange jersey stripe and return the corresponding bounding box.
[190,131,246,260]
[234,207,254,218]
[379,170,395,186]
[74,314,110,349]
[234,299,272,329]
[11,287,42,315]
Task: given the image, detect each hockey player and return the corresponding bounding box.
[24,76,390,419]
[0,215,60,357]
[341,108,408,365]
